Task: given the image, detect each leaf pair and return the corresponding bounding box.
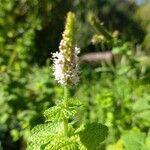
[28,98,108,150]
[44,99,82,122]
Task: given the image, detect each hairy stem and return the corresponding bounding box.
[63,86,68,136]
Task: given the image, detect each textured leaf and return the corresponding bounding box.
[27,142,42,150]
[68,98,83,107]
[44,104,77,122]
[45,135,80,150]
[79,122,108,150]
[27,122,63,150]
[28,123,87,150]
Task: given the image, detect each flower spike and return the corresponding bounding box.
[53,12,80,85]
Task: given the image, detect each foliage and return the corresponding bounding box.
[0,65,57,145]
[0,0,149,150]
[28,101,108,150]
[74,15,150,148]
[79,123,108,150]
[0,0,145,65]
[136,3,150,51]
[27,12,108,150]
[106,130,150,150]
[73,0,145,50]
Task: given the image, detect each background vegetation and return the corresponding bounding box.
[0,0,150,149]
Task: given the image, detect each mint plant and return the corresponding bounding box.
[27,12,108,150]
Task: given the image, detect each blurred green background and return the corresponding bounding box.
[0,0,150,149]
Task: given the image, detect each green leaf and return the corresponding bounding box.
[28,122,87,150]
[79,122,108,150]
[27,122,63,150]
[44,104,77,122]
[133,96,150,112]
[45,135,80,150]
[122,131,150,150]
[133,96,150,124]
[68,98,83,107]
[137,110,150,122]
[27,142,41,150]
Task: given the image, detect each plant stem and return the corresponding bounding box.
[63,86,68,136]
[64,86,68,107]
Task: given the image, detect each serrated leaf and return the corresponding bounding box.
[30,122,63,140]
[27,142,41,150]
[68,98,83,107]
[45,135,80,150]
[79,122,108,150]
[27,122,63,150]
[44,104,77,122]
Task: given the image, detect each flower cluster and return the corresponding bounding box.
[52,12,80,85]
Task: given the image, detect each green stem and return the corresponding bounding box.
[64,86,68,107]
[63,86,68,136]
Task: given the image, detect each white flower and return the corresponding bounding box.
[52,12,79,86]
[52,46,80,85]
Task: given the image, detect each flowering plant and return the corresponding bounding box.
[27,12,108,150]
[52,12,80,85]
